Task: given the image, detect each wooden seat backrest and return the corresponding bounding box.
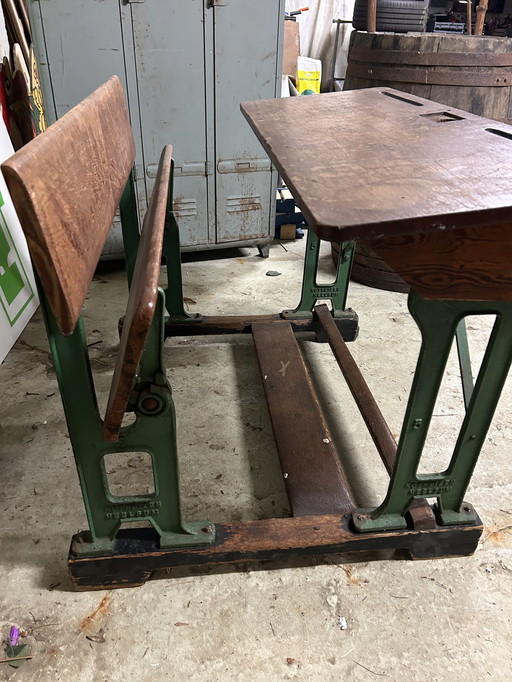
[2,76,172,443]
[1,76,136,336]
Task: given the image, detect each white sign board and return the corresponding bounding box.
[0,120,39,363]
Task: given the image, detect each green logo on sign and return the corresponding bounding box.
[0,191,34,326]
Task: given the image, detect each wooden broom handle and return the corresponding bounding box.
[367,0,377,32]
[474,0,488,36]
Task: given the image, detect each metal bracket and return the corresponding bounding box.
[281,229,354,319]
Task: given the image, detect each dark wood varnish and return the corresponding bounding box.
[369,224,512,301]
[165,312,360,341]
[252,321,355,516]
[2,76,135,335]
[315,305,397,475]
[102,146,173,442]
[68,514,483,590]
[241,87,512,245]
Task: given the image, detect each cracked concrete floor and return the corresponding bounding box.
[0,236,511,681]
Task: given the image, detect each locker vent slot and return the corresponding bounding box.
[173,198,198,218]
[226,196,262,213]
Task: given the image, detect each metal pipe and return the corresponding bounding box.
[367,0,377,33]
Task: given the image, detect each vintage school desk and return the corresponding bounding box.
[3,79,512,589]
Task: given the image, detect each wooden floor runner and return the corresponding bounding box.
[252,321,355,516]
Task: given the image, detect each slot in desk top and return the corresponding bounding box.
[241,87,512,243]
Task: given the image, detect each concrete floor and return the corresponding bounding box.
[0,236,511,681]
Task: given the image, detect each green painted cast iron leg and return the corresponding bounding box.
[353,291,512,532]
[162,211,200,323]
[455,319,474,410]
[158,160,200,323]
[41,283,214,555]
[119,170,140,287]
[121,164,198,324]
[282,230,354,319]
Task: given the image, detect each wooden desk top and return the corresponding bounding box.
[241,87,512,243]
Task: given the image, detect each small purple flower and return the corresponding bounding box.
[9,626,20,646]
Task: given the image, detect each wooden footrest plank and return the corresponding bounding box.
[252,321,355,516]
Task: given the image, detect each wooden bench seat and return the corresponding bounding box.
[102,145,172,442]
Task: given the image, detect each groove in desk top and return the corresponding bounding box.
[241,87,512,243]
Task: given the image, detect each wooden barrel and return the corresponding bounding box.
[339,31,512,291]
[344,31,512,121]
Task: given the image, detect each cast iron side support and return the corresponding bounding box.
[281,229,355,320]
[43,288,214,555]
[162,186,202,325]
[119,169,140,287]
[455,319,474,410]
[39,175,214,555]
[157,199,359,341]
[353,291,512,532]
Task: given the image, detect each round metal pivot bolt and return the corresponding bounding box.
[141,397,160,412]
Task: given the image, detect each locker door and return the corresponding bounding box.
[28,1,145,257]
[129,0,213,246]
[29,1,127,120]
[212,0,283,244]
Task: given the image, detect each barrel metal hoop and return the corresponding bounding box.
[346,63,512,87]
[349,48,512,68]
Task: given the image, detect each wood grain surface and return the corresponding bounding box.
[368,223,512,301]
[314,304,397,474]
[252,321,355,515]
[241,87,512,244]
[2,76,136,335]
[102,145,173,442]
[68,514,483,589]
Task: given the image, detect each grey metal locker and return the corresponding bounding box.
[27,0,284,256]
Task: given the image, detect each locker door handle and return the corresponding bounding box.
[207,0,228,7]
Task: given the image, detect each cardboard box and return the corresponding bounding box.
[279,224,297,240]
[283,20,300,81]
